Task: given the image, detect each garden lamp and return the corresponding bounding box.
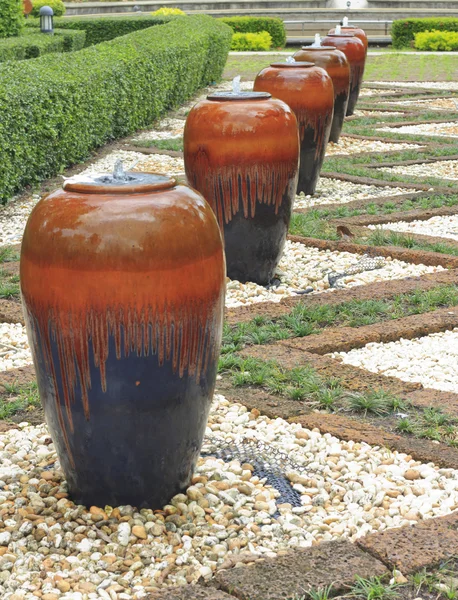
[39,6,54,34]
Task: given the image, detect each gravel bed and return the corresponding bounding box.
[368,215,458,241]
[331,328,458,393]
[0,324,32,372]
[294,179,420,209]
[381,98,458,111]
[326,138,422,156]
[79,151,185,178]
[353,109,405,117]
[0,196,40,248]
[225,240,444,308]
[379,160,458,181]
[1,394,458,599]
[359,88,401,96]
[378,121,458,138]
[133,119,185,141]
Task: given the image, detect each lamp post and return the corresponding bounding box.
[39,6,54,34]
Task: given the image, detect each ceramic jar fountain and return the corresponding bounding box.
[20,164,225,509]
[184,88,299,285]
[328,18,368,54]
[294,35,350,143]
[322,29,366,116]
[254,61,334,196]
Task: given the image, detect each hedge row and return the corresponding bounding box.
[0,0,24,38]
[414,29,458,51]
[392,17,458,48]
[26,14,173,46]
[231,31,272,51]
[0,15,232,203]
[220,16,286,48]
[0,29,85,62]
[31,0,66,17]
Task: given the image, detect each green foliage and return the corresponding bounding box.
[26,14,172,46]
[0,0,24,38]
[220,16,285,48]
[0,15,232,203]
[231,31,272,51]
[414,29,458,51]
[392,17,458,48]
[31,0,65,17]
[0,28,85,62]
[151,6,185,16]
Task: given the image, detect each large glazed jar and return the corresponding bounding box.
[293,45,350,143]
[254,62,334,196]
[328,23,368,54]
[20,168,226,509]
[184,91,299,286]
[322,33,366,116]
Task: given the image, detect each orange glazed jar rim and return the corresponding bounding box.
[270,61,314,68]
[206,91,272,101]
[326,33,356,37]
[63,172,177,195]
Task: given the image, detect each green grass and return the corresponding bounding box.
[363,53,458,82]
[304,194,458,221]
[130,138,183,152]
[0,382,40,420]
[223,285,458,352]
[289,212,339,240]
[223,52,458,83]
[0,247,19,264]
[365,229,458,256]
[0,269,20,300]
[218,354,458,446]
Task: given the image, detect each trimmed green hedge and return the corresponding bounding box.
[31,0,66,17]
[392,17,458,48]
[0,0,24,38]
[414,29,458,51]
[231,31,272,51]
[0,28,85,62]
[0,15,231,203]
[27,14,173,46]
[220,16,286,48]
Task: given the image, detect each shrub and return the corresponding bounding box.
[151,7,185,16]
[31,0,65,17]
[220,16,285,48]
[0,15,232,203]
[414,29,458,51]
[0,28,86,62]
[0,0,24,38]
[392,17,458,48]
[27,14,172,46]
[231,31,272,51]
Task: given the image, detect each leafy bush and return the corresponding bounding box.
[414,29,458,50]
[220,16,285,48]
[0,28,85,62]
[231,31,272,51]
[0,0,24,38]
[151,7,185,16]
[0,15,232,203]
[31,0,65,17]
[392,17,458,48]
[27,14,172,46]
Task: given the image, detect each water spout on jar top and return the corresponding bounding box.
[232,75,241,94]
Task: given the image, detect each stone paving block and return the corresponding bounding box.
[215,540,388,600]
[148,586,235,599]
[357,512,458,574]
